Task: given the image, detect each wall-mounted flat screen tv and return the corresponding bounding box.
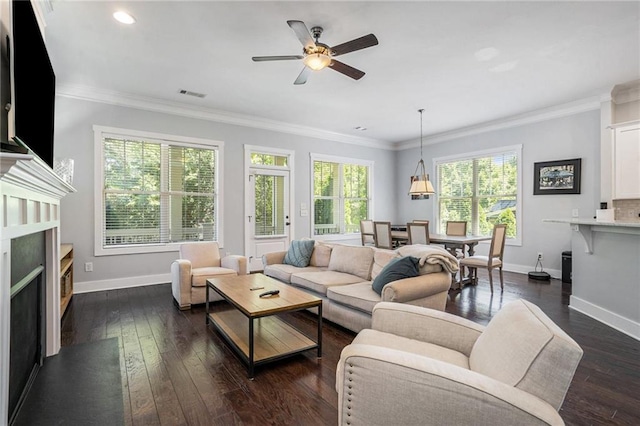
[11,0,56,167]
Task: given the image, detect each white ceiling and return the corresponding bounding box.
[43,1,640,148]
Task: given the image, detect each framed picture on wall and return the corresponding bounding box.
[533,158,581,195]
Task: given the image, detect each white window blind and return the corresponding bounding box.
[101,135,218,250]
[312,156,372,237]
[437,149,519,240]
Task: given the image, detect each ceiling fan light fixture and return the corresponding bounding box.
[303,53,331,71]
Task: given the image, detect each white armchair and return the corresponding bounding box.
[171,241,247,310]
[336,300,583,425]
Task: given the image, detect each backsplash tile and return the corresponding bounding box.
[613,199,640,221]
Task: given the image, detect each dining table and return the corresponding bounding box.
[391,225,492,296]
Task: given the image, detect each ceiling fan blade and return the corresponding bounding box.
[329,60,365,80]
[294,67,311,85]
[252,55,304,62]
[287,20,316,50]
[330,34,379,57]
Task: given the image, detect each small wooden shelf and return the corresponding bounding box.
[60,243,73,318]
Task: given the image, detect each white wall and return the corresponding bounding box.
[54,96,396,289]
[395,110,601,276]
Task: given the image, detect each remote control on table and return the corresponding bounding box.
[259,289,280,298]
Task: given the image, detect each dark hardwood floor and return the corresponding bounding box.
[60,271,640,425]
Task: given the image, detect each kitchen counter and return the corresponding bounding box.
[543,218,640,254]
[544,218,640,341]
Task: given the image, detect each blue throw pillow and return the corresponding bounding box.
[283,240,315,267]
[372,256,420,295]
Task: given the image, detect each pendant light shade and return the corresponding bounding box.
[409,109,435,196]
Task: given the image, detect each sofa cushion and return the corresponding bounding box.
[290,271,366,296]
[327,282,380,314]
[469,298,584,412]
[283,239,316,267]
[180,241,221,269]
[470,299,550,385]
[309,243,333,267]
[191,267,237,287]
[328,245,374,281]
[263,264,325,284]
[371,248,400,280]
[352,329,470,370]
[371,256,420,295]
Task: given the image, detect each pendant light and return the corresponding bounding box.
[409,109,435,197]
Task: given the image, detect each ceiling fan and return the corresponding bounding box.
[252,20,379,85]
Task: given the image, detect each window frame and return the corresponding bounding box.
[93,125,224,256]
[433,144,522,246]
[310,153,374,241]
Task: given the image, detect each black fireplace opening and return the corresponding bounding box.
[8,232,46,425]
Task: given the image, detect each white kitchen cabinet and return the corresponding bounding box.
[612,122,640,200]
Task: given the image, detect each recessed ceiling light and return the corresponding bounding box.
[355,126,367,131]
[113,11,136,25]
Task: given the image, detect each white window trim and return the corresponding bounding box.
[93,125,225,256]
[310,153,374,241]
[433,144,522,246]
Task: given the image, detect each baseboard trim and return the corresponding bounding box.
[569,296,640,341]
[75,273,171,294]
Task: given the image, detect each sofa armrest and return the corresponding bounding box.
[372,302,485,356]
[221,255,248,275]
[262,251,286,266]
[171,259,192,310]
[337,344,563,426]
[381,272,451,304]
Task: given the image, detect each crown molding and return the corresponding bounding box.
[56,84,394,150]
[612,86,640,105]
[394,96,603,151]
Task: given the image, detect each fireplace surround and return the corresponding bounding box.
[1,152,75,422]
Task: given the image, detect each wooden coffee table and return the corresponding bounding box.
[205,274,322,378]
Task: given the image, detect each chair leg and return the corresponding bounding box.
[488,268,494,293]
[499,267,504,291]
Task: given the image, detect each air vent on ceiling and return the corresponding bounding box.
[178,89,207,98]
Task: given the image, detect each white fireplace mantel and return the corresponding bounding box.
[0,152,76,422]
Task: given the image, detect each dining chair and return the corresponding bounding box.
[373,221,393,249]
[406,222,430,245]
[360,219,375,246]
[445,220,468,259]
[459,224,507,293]
[445,221,467,237]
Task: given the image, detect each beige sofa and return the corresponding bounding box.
[171,241,247,310]
[336,300,583,425]
[262,242,457,333]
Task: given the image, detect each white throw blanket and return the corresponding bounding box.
[397,244,460,274]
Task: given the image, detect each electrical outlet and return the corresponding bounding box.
[85,262,93,272]
[537,252,543,261]
[572,209,579,217]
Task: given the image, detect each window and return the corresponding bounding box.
[435,145,521,244]
[94,126,223,255]
[311,154,373,238]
